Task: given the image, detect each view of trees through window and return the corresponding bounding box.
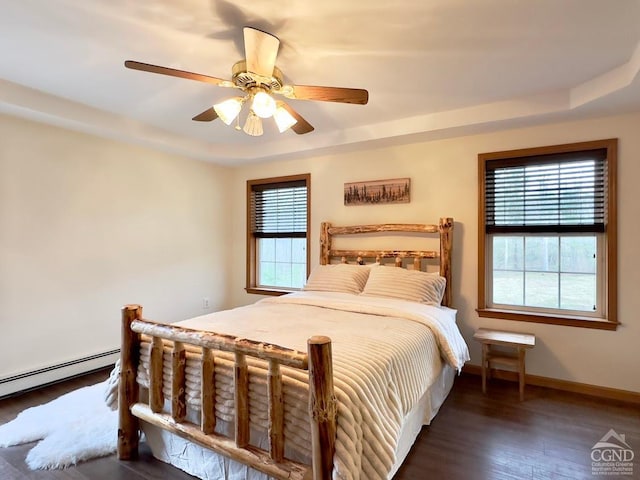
[258,237,307,288]
[492,235,597,312]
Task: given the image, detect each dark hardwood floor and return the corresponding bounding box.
[1,370,638,479]
[394,375,639,480]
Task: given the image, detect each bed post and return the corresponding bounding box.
[308,336,336,480]
[118,304,142,460]
[439,217,454,307]
[320,222,331,265]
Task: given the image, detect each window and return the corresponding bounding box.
[246,174,310,295]
[477,139,617,330]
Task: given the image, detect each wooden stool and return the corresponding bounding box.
[473,328,536,401]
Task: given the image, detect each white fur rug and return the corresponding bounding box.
[0,380,118,469]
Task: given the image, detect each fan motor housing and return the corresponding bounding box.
[232,60,283,92]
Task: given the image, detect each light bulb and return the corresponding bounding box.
[243,111,263,136]
[273,103,298,133]
[213,97,243,125]
[251,90,276,118]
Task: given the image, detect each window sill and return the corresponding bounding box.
[245,287,298,297]
[476,308,619,331]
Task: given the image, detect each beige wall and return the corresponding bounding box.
[3,110,638,394]
[230,111,640,393]
[0,114,233,380]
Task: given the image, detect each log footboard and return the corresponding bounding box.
[117,304,336,480]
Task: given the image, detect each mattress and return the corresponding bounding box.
[135,291,469,480]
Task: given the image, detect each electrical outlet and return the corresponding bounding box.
[202,297,210,310]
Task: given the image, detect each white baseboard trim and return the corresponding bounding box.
[0,349,119,398]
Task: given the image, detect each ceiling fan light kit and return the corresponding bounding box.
[243,111,263,136]
[251,90,277,118]
[213,97,244,125]
[125,26,368,137]
[273,102,297,133]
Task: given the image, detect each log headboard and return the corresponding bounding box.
[319,217,454,307]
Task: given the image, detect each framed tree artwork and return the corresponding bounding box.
[344,178,410,206]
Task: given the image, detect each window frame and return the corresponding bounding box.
[477,139,618,330]
[246,173,311,296]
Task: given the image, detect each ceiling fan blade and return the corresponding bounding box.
[281,103,314,134]
[124,60,232,87]
[243,27,280,78]
[284,85,369,105]
[192,108,218,122]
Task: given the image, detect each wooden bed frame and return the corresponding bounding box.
[117,218,453,480]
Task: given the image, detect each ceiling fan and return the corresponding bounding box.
[125,27,369,136]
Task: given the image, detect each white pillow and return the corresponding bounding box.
[361,266,446,305]
[303,264,371,294]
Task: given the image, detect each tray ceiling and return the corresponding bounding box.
[1,0,639,164]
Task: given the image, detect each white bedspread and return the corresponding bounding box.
[138,292,469,480]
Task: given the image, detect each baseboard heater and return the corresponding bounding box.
[0,349,120,398]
